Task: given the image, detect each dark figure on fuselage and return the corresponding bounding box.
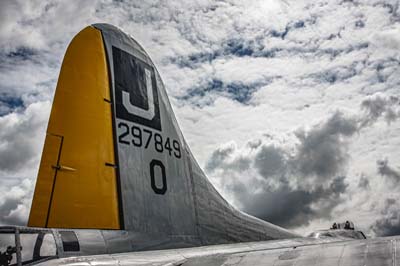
[344,221,351,229]
[0,246,17,266]
[331,222,338,229]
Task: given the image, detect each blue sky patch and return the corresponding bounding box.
[0,95,24,115]
[181,79,266,104]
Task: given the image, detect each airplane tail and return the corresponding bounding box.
[28,24,297,245]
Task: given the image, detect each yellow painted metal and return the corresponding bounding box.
[28,26,120,229]
[28,134,62,227]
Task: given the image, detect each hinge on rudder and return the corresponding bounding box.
[51,165,76,172]
[105,162,118,168]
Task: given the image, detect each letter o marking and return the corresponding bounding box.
[150,159,167,195]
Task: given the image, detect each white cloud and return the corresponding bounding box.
[0,101,49,225]
[0,101,49,173]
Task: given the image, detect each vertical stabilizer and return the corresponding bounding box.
[29,24,298,244]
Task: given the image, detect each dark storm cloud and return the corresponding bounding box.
[207,94,400,228]
[371,198,400,237]
[292,112,358,179]
[206,111,356,228]
[204,91,400,232]
[206,143,251,173]
[216,147,349,228]
[254,146,287,178]
[249,113,355,226]
[205,144,235,172]
[236,176,348,228]
[0,196,25,225]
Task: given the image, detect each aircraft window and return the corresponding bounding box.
[59,231,79,252]
[19,232,57,265]
[39,234,56,257]
[20,233,38,264]
[0,233,17,266]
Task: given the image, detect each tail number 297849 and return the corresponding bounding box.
[117,121,181,159]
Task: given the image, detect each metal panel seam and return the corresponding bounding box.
[96,26,125,230]
[45,135,64,228]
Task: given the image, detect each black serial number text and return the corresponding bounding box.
[118,122,181,159]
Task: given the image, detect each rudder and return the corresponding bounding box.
[28,26,120,229]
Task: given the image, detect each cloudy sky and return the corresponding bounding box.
[1,0,400,237]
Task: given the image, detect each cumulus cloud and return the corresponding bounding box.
[205,142,251,173]
[292,112,358,182]
[370,25,400,51]
[371,198,400,237]
[0,101,49,225]
[206,111,357,228]
[0,179,33,225]
[0,0,97,54]
[360,94,400,127]
[0,101,49,172]
[207,139,350,228]
[254,145,287,179]
[206,95,400,230]
[371,160,400,237]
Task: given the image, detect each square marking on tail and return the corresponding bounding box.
[113,46,162,131]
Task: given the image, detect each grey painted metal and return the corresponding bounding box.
[15,227,22,266]
[308,229,366,240]
[36,235,400,266]
[92,23,297,248]
[3,226,399,264]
